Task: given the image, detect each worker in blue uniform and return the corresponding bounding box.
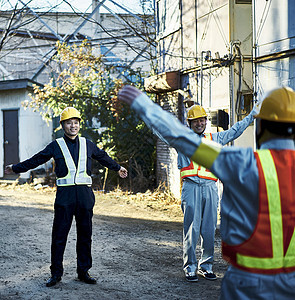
[5,107,128,287]
[117,85,295,299]
[179,104,258,281]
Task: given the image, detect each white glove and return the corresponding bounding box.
[250,100,262,117]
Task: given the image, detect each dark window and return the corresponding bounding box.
[236,0,251,4]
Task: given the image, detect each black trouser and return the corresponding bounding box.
[50,185,95,277]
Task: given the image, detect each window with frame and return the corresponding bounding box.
[235,0,252,4]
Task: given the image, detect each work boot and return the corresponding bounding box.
[46,275,61,287]
[78,272,97,284]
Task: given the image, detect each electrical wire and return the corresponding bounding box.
[0,1,156,80]
[198,7,213,51]
[197,0,229,66]
[255,0,272,45]
[206,0,229,49]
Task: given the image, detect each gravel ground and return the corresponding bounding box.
[0,185,227,300]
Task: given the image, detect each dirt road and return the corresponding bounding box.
[0,185,227,300]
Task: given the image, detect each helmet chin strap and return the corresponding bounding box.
[256,117,274,149]
[256,130,263,149]
[198,129,205,136]
[256,119,286,149]
[256,118,265,149]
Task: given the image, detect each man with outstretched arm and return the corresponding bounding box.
[178,102,258,282]
[118,85,295,299]
[5,107,128,287]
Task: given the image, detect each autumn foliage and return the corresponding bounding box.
[25,41,156,192]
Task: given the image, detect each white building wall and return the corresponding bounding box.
[195,0,254,148]
[197,0,229,58]
[254,0,295,95]
[196,0,230,110]
[154,0,255,198]
[254,0,293,57]
[0,89,52,178]
[18,105,53,179]
[256,58,295,91]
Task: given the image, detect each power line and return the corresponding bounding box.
[255,0,272,45]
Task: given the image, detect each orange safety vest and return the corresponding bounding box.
[222,149,295,274]
[180,133,217,181]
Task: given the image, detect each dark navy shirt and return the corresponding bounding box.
[12,135,121,178]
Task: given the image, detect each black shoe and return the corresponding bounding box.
[78,272,97,284]
[46,275,61,287]
[197,268,217,281]
[185,272,199,282]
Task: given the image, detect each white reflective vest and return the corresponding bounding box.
[56,137,92,186]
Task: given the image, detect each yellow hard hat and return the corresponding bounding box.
[187,105,207,121]
[60,107,81,123]
[256,87,295,123]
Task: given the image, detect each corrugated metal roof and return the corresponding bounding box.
[0,79,42,91]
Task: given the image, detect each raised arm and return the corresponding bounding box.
[215,102,261,145]
[118,85,222,170]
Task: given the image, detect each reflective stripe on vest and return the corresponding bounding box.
[56,137,92,186]
[180,133,218,181]
[222,149,295,274]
